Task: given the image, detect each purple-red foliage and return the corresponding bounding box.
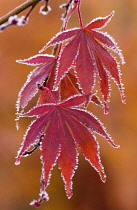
[15,3,125,207]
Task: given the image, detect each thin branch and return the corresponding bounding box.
[22,134,44,156]
[0,0,42,26]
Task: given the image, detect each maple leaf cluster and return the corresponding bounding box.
[15,3,125,207]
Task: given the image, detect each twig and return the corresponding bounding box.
[22,134,44,156]
[0,0,42,25]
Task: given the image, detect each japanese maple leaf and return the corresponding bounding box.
[15,94,119,206]
[16,54,56,113]
[40,11,125,113]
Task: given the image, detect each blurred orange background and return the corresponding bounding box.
[0,0,137,209]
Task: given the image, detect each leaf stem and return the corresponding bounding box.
[23,1,39,22]
[52,0,76,56]
[0,0,42,25]
[62,2,77,30]
[77,0,83,28]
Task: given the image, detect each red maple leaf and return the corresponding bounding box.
[40,11,126,113]
[16,54,56,113]
[15,93,119,206]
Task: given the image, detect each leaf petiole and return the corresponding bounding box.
[77,0,83,28]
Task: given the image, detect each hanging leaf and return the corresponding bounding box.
[40,11,125,113]
[15,93,119,206]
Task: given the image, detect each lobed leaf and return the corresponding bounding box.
[16,93,120,204]
[42,11,125,108]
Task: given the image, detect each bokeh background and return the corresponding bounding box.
[0,0,137,209]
